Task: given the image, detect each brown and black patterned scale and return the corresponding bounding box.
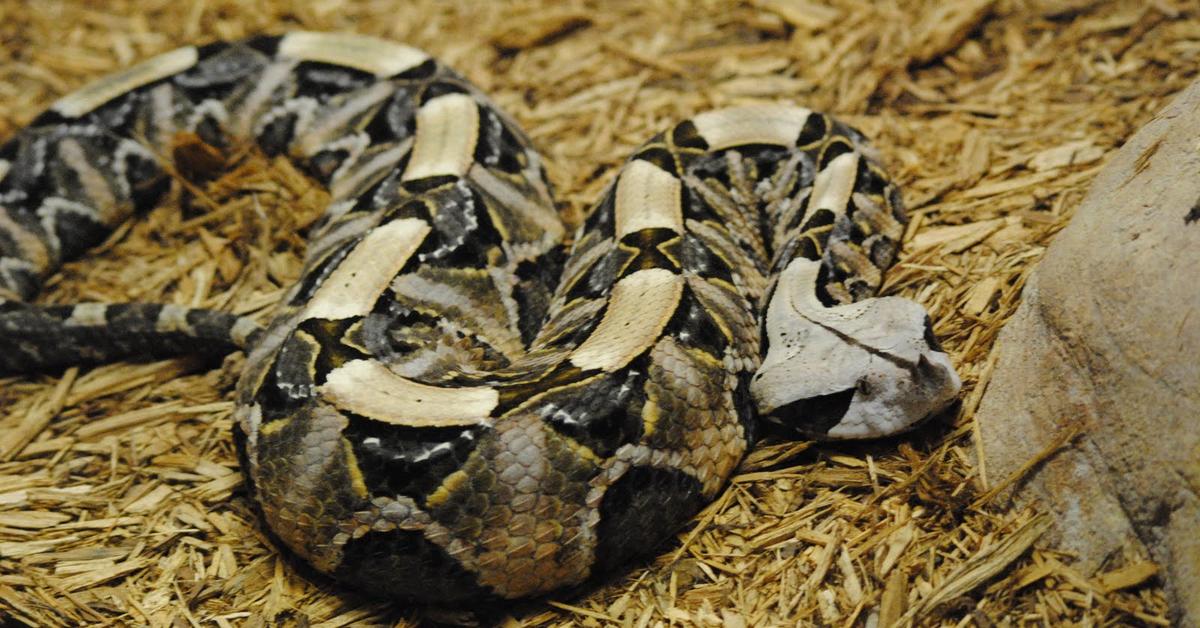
[0,33,958,603]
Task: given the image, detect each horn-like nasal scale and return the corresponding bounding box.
[751,258,961,440]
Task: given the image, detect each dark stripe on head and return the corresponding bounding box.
[194,40,231,60]
[800,207,836,233]
[30,109,73,127]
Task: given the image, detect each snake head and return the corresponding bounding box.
[751,258,961,440]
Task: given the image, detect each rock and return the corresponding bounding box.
[975,79,1200,624]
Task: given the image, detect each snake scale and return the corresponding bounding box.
[0,32,960,603]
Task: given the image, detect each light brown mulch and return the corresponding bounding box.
[0,1,1193,626]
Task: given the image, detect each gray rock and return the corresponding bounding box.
[975,79,1200,624]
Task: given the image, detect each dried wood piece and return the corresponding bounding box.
[909,218,1006,253]
[902,514,1052,621]
[0,368,77,461]
[752,0,841,30]
[1096,561,1160,593]
[491,11,593,51]
[0,511,72,529]
[1027,140,1106,171]
[911,0,997,64]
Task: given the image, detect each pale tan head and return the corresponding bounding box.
[751,258,961,440]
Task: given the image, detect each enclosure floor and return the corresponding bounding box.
[0,1,1190,625]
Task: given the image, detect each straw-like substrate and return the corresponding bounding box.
[0,1,1192,625]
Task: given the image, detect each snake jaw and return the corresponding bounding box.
[751,258,961,440]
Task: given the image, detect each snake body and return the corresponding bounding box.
[0,33,960,602]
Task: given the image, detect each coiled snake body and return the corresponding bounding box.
[0,33,960,603]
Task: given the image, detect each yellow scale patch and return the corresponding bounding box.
[641,395,665,437]
[424,467,471,509]
[341,438,370,499]
[257,416,292,437]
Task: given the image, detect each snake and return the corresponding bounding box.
[0,32,961,603]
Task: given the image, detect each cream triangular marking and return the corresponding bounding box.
[570,268,684,372]
[403,93,481,182]
[302,217,430,320]
[615,159,683,237]
[321,359,498,427]
[690,105,813,151]
[278,31,429,77]
[53,46,199,118]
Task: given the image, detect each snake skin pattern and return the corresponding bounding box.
[0,33,961,603]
